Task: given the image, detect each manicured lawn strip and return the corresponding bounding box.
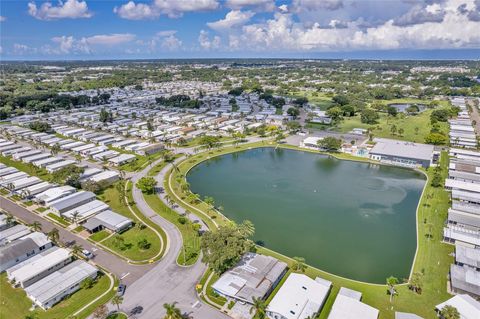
[0,272,112,319]
[0,188,9,195]
[125,181,168,258]
[167,141,452,319]
[119,152,164,172]
[70,275,118,319]
[0,156,52,181]
[35,207,47,213]
[46,212,71,227]
[98,182,165,261]
[143,192,200,265]
[89,229,110,242]
[196,268,227,308]
[181,136,234,148]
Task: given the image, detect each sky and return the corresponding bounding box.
[0,0,479,60]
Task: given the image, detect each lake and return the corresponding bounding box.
[187,148,425,283]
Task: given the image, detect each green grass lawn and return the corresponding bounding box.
[143,192,201,265]
[119,152,164,172]
[89,229,110,242]
[335,109,449,144]
[287,91,334,110]
[0,272,112,319]
[101,225,162,261]
[98,183,164,261]
[197,268,227,308]
[46,212,71,227]
[0,156,52,181]
[35,207,48,213]
[0,188,9,195]
[180,136,234,148]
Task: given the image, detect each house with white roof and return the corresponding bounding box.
[267,273,332,319]
[328,287,379,319]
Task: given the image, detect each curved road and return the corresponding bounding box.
[119,153,229,319]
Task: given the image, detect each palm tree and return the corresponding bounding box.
[292,256,307,273]
[47,228,60,244]
[440,305,460,319]
[386,276,399,303]
[71,244,83,256]
[71,211,80,226]
[111,295,124,312]
[5,214,15,226]
[30,221,42,232]
[249,297,267,319]
[163,302,183,319]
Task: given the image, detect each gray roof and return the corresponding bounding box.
[25,260,97,306]
[0,224,30,241]
[448,209,480,229]
[395,312,423,319]
[450,264,480,296]
[0,238,39,261]
[83,210,132,232]
[456,244,480,268]
[370,138,434,161]
[212,253,287,302]
[49,191,95,212]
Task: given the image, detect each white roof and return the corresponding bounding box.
[303,136,323,145]
[436,295,480,319]
[328,289,379,319]
[88,170,119,183]
[35,185,76,204]
[62,199,108,220]
[446,179,480,193]
[8,247,70,284]
[370,138,433,161]
[108,153,136,164]
[268,273,331,319]
[25,260,97,306]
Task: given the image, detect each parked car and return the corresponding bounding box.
[81,249,94,260]
[117,284,126,296]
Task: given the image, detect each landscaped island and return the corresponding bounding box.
[187,147,426,283]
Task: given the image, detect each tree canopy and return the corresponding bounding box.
[201,220,255,274]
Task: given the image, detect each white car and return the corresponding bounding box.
[81,249,94,259]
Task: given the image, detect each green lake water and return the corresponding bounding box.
[187,148,425,283]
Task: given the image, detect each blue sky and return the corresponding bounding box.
[1,0,479,60]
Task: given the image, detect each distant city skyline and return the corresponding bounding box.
[1,0,480,60]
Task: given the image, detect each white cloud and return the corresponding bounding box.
[0,46,3,54]
[114,1,159,20]
[230,1,480,52]
[115,0,219,19]
[198,30,221,49]
[207,10,255,31]
[13,43,37,55]
[0,16,6,22]
[393,3,445,26]
[84,33,136,46]
[28,0,93,20]
[161,35,182,50]
[291,0,344,12]
[156,30,177,37]
[225,0,275,11]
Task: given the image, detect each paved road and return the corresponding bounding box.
[117,155,229,319]
[468,99,480,135]
[0,196,148,285]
